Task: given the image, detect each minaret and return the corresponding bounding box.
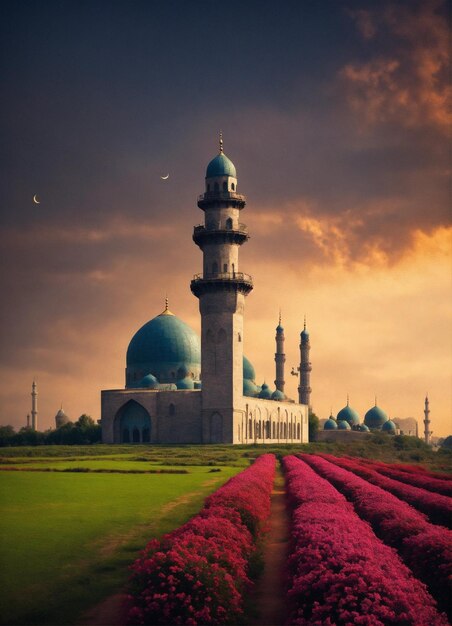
[191,134,252,443]
[274,311,285,393]
[31,380,38,431]
[298,317,312,407]
[423,394,432,445]
[26,414,30,429]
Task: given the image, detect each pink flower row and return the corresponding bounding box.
[362,460,452,483]
[319,454,452,528]
[282,455,447,625]
[357,458,452,497]
[127,454,276,625]
[302,454,452,621]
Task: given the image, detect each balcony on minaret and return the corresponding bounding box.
[197,190,246,210]
[193,223,249,248]
[190,270,253,297]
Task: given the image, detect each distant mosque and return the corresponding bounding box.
[100,136,311,444]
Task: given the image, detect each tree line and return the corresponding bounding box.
[0,414,101,446]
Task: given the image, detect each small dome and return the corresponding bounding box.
[272,389,285,401]
[337,404,360,426]
[337,420,351,430]
[55,408,70,428]
[382,419,397,434]
[176,377,195,390]
[243,379,259,397]
[258,383,272,400]
[359,424,370,432]
[138,373,159,389]
[301,328,309,340]
[364,405,389,429]
[276,324,284,333]
[206,152,236,178]
[324,418,338,430]
[243,355,256,382]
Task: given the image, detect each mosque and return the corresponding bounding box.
[100,137,311,445]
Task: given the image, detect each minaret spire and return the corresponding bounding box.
[298,320,312,408]
[31,379,38,431]
[219,130,223,154]
[275,311,285,393]
[423,394,432,445]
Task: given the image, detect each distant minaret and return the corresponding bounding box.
[274,311,285,393]
[31,380,38,431]
[26,414,30,429]
[298,317,312,407]
[423,394,432,445]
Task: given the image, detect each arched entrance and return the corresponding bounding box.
[114,400,151,444]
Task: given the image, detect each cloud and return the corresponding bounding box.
[341,1,450,132]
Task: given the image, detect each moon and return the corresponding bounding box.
[33,195,40,204]
[160,174,169,180]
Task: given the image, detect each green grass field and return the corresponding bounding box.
[0,461,241,625]
[0,439,450,625]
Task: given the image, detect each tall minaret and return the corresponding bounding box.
[274,311,285,393]
[31,380,38,431]
[298,317,312,408]
[191,135,252,443]
[423,394,432,445]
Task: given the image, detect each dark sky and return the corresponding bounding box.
[1,0,450,434]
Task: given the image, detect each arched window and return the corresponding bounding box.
[223,263,228,272]
[231,182,235,190]
[222,181,227,191]
[297,423,300,439]
[238,332,242,342]
[249,418,252,438]
[132,428,140,443]
[232,263,235,277]
[214,182,219,192]
[225,217,233,230]
[142,428,150,442]
[122,428,130,443]
[212,261,218,275]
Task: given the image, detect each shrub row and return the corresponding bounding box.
[301,454,452,620]
[320,454,452,528]
[359,459,452,497]
[282,455,447,625]
[127,454,276,625]
[367,461,452,482]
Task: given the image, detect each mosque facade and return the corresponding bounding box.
[101,139,310,445]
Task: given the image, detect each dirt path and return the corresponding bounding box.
[249,469,289,626]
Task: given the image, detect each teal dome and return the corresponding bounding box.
[206,153,236,178]
[359,424,370,432]
[176,377,195,390]
[337,404,360,426]
[243,379,259,397]
[382,419,397,434]
[364,405,389,429]
[243,355,256,382]
[276,324,284,333]
[138,374,159,389]
[126,309,201,386]
[258,383,272,400]
[301,328,309,340]
[272,389,285,401]
[337,420,351,430]
[324,418,338,430]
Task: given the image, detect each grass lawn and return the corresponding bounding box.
[0,465,240,625]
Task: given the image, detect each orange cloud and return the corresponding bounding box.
[341,1,451,132]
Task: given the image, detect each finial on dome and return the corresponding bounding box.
[159,295,174,316]
[219,130,223,154]
[347,393,349,406]
[279,308,281,325]
[375,395,377,407]
[304,315,306,331]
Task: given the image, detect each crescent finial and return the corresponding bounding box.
[219,130,223,154]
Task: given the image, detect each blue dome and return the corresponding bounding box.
[382,419,397,434]
[258,383,272,400]
[138,374,159,389]
[301,329,309,340]
[243,379,259,397]
[272,389,285,401]
[176,377,195,390]
[337,420,351,430]
[206,153,236,178]
[276,324,284,333]
[337,404,360,426]
[359,424,370,432]
[324,418,338,430]
[364,405,389,429]
[126,310,201,386]
[243,355,256,382]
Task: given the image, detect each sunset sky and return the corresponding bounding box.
[1,0,451,436]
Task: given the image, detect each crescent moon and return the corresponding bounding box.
[33,195,40,204]
[160,174,169,180]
